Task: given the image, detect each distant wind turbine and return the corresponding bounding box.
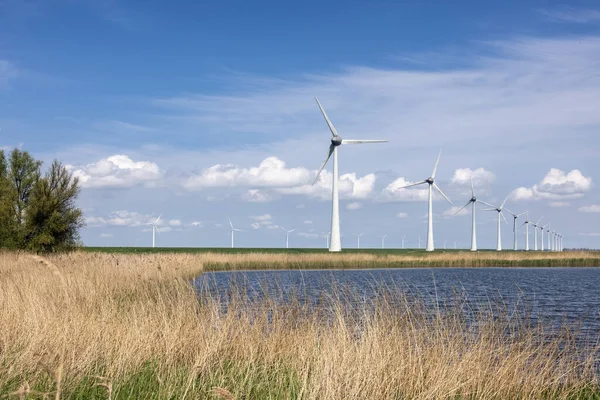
[453,178,489,252]
[381,235,387,249]
[323,231,331,249]
[540,222,549,251]
[482,196,509,252]
[147,214,161,248]
[229,218,242,248]
[418,236,422,249]
[532,217,543,251]
[280,226,296,249]
[547,225,552,251]
[402,234,407,249]
[355,233,364,249]
[505,209,527,251]
[397,150,452,251]
[312,98,387,252]
[521,213,532,251]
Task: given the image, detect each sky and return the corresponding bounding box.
[1,0,599,249]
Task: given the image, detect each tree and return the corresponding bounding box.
[24,160,84,252]
[8,149,41,226]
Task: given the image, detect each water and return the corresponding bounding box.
[194,267,600,337]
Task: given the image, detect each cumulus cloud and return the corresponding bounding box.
[249,214,278,230]
[579,204,600,213]
[346,202,362,210]
[182,157,312,190]
[191,221,203,227]
[511,169,592,201]
[168,219,182,227]
[241,189,279,203]
[85,210,161,227]
[68,155,162,189]
[550,201,570,208]
[451,168,495,186]
[382,179,450,203]
[396,212,408,218]
[277,170,376,200]
[540,7,600,23]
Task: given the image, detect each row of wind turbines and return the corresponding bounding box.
[312,97,565,253]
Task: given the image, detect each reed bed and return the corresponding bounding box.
[0,251,599,399]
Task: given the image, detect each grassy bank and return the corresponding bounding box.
[85,247,600,269]
[1,252,599,399]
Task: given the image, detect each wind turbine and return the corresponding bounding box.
[540,222,549,251]
[418,236,422,249]
[547,225,552,251]
[453,178,491,252]
[323,231,331,249]
[355,233,364,249]
[381,235,387,249]
[482,197,509,252]
[402,234,407,249]
[397,150,452,251]
[521,213,532,251]
[312,98,387,252]
[444,240,447,249]
[280,226,296,249]
[532,217,543,251]
[148,214,161,248]
[505,209,527,251]
[229,218,242,248]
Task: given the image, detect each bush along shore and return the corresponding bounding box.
[1,252,599,399]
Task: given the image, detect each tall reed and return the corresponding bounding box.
[0,252,598,399]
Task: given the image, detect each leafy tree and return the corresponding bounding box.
[8,149,41,225]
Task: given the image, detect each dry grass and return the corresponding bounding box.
[0,251,599,399]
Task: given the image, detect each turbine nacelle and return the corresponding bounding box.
[426,177,434,185]
[331,136,343,146]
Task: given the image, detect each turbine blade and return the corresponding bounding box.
[482,208,496,211]
[501,212,508,224]
[289,229,296,233]
[478,200,496,208]
[518,211,528,217]
[500,196,509,209]
[470,177,475,197]
[315,97,339,137]
[397,180,428,189]
[536,216,544,225]
[433,183,452,205]
[280,226,286,232]
[505,208,516,217]
[521,221,528,227]
[228,218,234,230]
[341,139,388,144]
[453,200,471,216]
[155,213,162,224]
[312,144,335,186]
[234,228,242,232]
[431,149,442,179]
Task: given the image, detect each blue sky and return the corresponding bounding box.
[1,0,600,249]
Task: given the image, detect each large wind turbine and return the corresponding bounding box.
[505,209,527,251]
[482,197,509,252]
[355,233,364,249]
[148,214,161,248]
[453,178,491,252]
[521,213,532,251]
[229,218,242,248]
[532,217,543,251]
[398,151,452,251]
[280,226,296,249]
[381,235,387,249]
[312,98,387,252]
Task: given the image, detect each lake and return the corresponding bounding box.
[194,267,600,338]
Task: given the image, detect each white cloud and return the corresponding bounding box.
[540,7,600,23]
[511,169,592,201]
[168,219,182,227]
[182,157,312,190]
[549,201,570,208]
[579,204,600,213]
[451,168,495,185]
[241,189,279,203]
[85,210,161,228]
[277,171,376,200]
[0,60,18,88]
[249,214,275,230]
[68,155,162,189]
[298,232,319,239]
[304,220,313,224]
[346,202,362,210]
[396,212,408,218]
[191,221,203,227]
[443,206,469,217]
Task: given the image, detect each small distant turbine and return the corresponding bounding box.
[355,233,364,249]
[323,231,331,249]
[396,150,452,251]
[381,235,387,249]
[532,217,543,251]
[547,224,552,251]
[229,218,242,248]
[147,214,161,248]
[312,98,387,252]
[482,196,509,252]
[521,213,532,251]
[418,236,422,249]
[540,223,549,251]
[505,209,527,251]
[280,226,296,249]
[402,234,407,249]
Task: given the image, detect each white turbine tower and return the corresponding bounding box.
[280,227,295,249]
[312,98,387,252]
[453,178,491,252]
[229,218,242,248]
[482,197,509,252]
[381,235,387,249]
[532,217,543,251]
[505,209,527,251]
[323,232,331,249]
[148,214,161,248]
[547,225,552,251]
[355,233,364,249]
[402,234,407,249]
[521,213,532,251]
[397,151,452,251]
[540,223,549,251]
